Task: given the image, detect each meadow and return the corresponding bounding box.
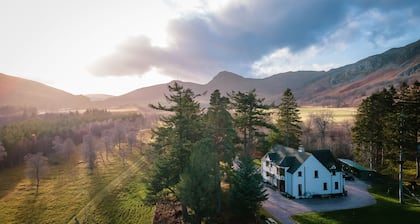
[0,147,154,224]
[299,106,357,122]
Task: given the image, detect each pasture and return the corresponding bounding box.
[0,147,153,224]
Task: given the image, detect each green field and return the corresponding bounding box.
[0,148,154,224]
[299,106,357,122]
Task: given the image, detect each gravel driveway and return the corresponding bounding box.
[262,179,376,224]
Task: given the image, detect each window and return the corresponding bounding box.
[332,170,336,176]
[266,161,269,167]
[335,182,339,190]
[279,168,285,176]
[266,172,270,177]
[323,182,328,191]
[314,170,319,178]
[298,171,302,177]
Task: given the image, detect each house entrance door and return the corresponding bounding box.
[277,180,285,192]
[298,184,302,196]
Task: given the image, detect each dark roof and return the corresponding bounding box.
[338,159,375,172]
[267,152,281,163]
[311,150,341,171]
[268,145,310,174]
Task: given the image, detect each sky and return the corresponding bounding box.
[0,0,419,96]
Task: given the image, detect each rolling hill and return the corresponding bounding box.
[0,73,90,110]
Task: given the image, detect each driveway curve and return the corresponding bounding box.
[262,179,376,224]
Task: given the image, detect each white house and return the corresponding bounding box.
[261,145,345,199]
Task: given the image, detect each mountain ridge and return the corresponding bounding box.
[1,39,419,110]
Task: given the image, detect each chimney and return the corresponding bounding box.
[298,145,305,152]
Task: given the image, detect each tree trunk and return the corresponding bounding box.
[36,166,40,195]
[216,185,222,214]
[416,153,420,179]
[182,204,188,223]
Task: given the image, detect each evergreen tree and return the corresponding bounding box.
[270,88,302,149]
[229,89,273,154]
[146,82,204,220]
[229,155,267,221]
[396,82,420,177]
[352,88,396,170]
[206,90,237,213]
[206,89,236,168]
[177,138,220,223]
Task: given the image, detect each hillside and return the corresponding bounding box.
[0,73,90,110]
[99,40,419,108]
[304,39,420,106]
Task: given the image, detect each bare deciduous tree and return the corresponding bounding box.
[24,152,49,194]
[82,134,97,172]
[127,131,137,153]
[0,141,7,162]
[310,111,334,149]
[101,129,114,161]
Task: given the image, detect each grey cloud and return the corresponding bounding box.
[90,0,420,81]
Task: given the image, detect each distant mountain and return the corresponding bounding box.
[0,73,90,110]
[84,94,114,101]
[303,39,420,106]
[1,40,419,110]
[103,39,419,107]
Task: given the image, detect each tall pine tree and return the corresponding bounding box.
[177,138,220,223]
[270,88,302,149]
[146,82,203,219]
[229,154,267,221]
[206,89,236,168]
[229,89,273,154]
[205,90,237,213]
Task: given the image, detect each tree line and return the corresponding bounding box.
[145,83,306,223]
[0,109,148,169]
[352,81,420,177]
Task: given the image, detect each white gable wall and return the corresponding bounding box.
[291,155,344,198]
[261,151,344,199]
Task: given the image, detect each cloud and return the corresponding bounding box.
[90,0,420,81]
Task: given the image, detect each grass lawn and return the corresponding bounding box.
[0,148,154,224]
[292,185,420,224]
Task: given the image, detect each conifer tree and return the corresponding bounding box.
[352,88,395,170]
[229,89,273,154]
[206,89,236,167]
[229,155,267,221]
[146,82,204,220]
[206,89,237,213]
[270,88,302,149]
[177,138,219,223]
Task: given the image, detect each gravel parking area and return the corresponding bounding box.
[262,179,376,224]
